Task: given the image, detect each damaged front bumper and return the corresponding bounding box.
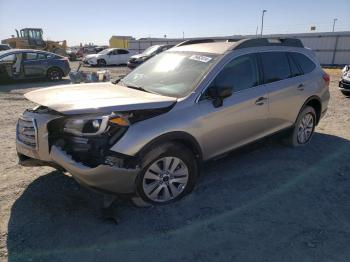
[50,145,139,194]
[82,58,97,66]
[16,111,140,195]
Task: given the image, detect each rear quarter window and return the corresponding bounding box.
[290,52,316,74]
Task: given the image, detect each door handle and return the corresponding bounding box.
[255,97,267,106]
[297,83,304,91]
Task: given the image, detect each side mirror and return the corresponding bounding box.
[207,86,233,108]
[217,86,232,99]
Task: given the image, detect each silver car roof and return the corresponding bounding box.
[171,42,236,54]
[170,37,305,54]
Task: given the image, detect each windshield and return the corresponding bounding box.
[142,45,160,56]
[121,51,218,98]
[98,49,112,55]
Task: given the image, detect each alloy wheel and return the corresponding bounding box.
[98,60,106,67]
[297,113,314,144]
[49,70,61,80]
[142,157,189,203]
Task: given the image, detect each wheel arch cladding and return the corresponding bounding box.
[304,96,322,124]
[137,131,203,163]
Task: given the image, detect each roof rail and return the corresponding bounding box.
[175,39,216,47]
[174,37,304,49]
[232,37,304,50]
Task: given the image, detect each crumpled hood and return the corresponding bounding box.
[24,82,177,115]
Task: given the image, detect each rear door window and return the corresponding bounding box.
[287,53,302,77]
[25,53,37,60]
[118,49,129,54]
[260,52,291,83]
[37,53,47,60]
[290,52,316,74]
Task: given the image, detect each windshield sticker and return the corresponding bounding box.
[189,55,212,63]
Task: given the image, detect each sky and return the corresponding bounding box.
[0,0,349,46]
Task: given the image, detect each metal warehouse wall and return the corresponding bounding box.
[278,32,350,65]
[128,31,350,66]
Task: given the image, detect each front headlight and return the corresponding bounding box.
[63,114,129,136]
[64,116,109,136]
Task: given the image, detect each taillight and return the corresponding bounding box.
[322,71,330,86]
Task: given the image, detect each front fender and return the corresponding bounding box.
[109,104,203,159]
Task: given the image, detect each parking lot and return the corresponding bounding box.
[0,65,349,262]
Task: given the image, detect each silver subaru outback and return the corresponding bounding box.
[16,38,330,205]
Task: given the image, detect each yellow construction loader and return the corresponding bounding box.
[1,28,67,56]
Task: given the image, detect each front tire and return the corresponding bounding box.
[97,59,106,67]
[284,106,316,147]
[47,68,63,81]
[136,143,198,205]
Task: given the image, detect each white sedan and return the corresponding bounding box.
[83,48,135,67]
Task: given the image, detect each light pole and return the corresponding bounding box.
[260,10,267,36]
[332,18,338,32]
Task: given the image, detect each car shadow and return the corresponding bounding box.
[6,133,350,262]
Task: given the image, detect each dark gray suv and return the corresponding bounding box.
[0,49,70,83]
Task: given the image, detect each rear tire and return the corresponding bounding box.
[284,106,316,147]
[135,143,198,205]
[97,59,106,67]
[47,68,63,81]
